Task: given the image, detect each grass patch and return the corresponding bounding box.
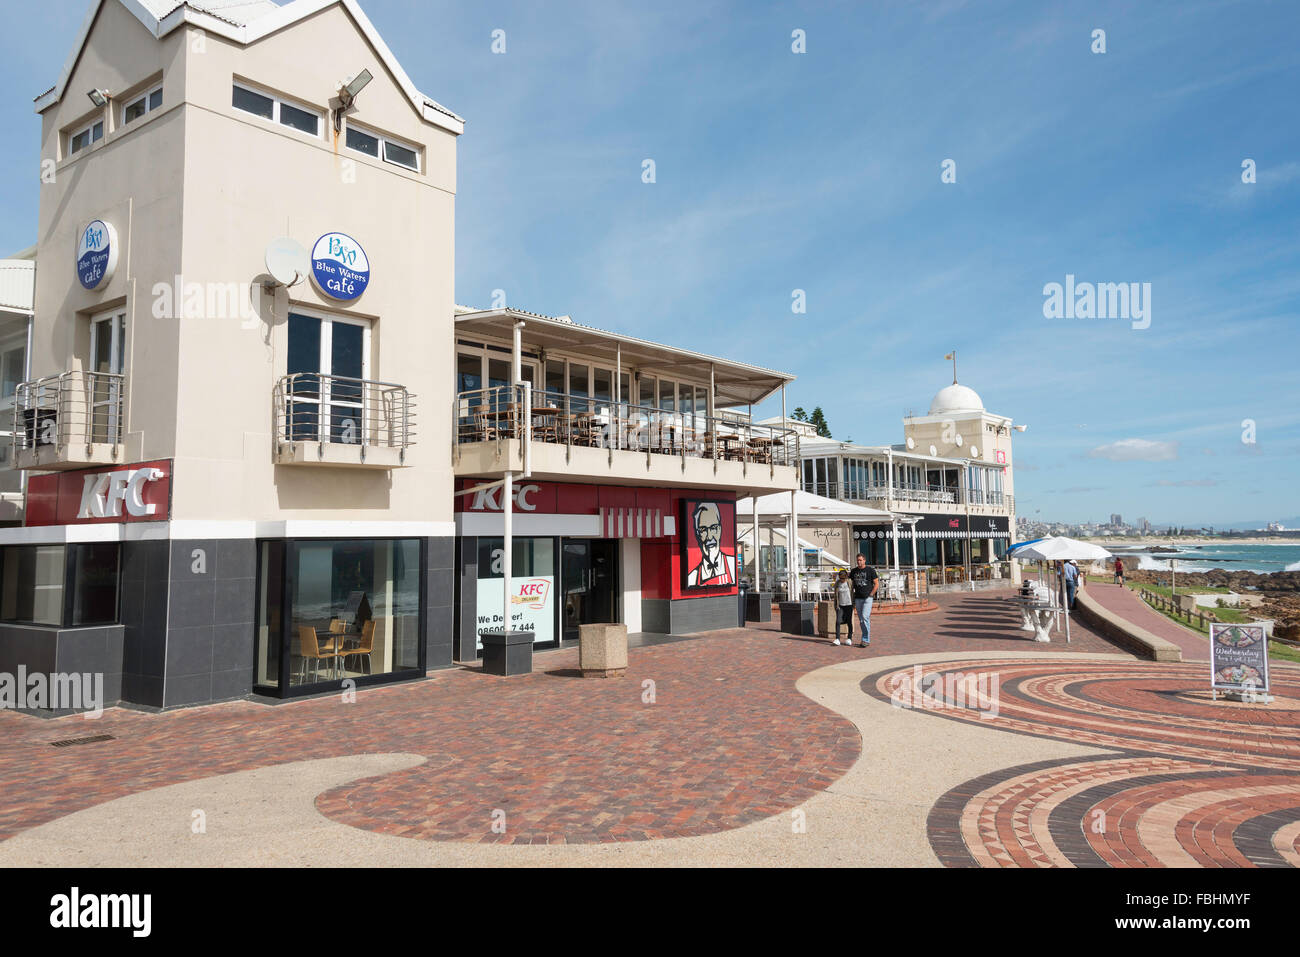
[1270,641,1300,665]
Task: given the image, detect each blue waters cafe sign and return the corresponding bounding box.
[311,232,371,301]
[76,220,118,290]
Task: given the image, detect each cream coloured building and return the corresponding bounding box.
[0,0,800,711]
[1,0,461,708]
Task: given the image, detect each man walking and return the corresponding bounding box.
[849,554,879,647]
[1063,559,1080,610]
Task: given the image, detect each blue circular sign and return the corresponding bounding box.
[76,220,118,290]
[310,232,370,301]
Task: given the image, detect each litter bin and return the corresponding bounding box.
[479,629,533,676]
[736,581,749,627]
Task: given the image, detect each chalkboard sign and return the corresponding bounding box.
[1209,623,1269,696]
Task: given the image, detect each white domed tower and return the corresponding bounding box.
[904,378,1015,469]
[900,363,1021,582]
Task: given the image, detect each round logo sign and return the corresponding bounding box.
[76,220,118,291]
[310,233,370,301]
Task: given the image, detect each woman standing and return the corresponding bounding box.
[832,570,854,645]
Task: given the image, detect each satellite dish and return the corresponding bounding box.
[970,445,980,457]
[929,445,937,456]
[906,436,915,450]
[265,237,309,288]
[954,434,963,446]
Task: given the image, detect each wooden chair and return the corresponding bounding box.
[296,625,342,683]
[343,620,377,675]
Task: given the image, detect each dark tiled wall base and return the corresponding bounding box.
[119,539,170,708]
[426,536,455,669]
[162,539,256,709]
[0,623,123,716]
[454,535,479,661]
[641,595,739,635]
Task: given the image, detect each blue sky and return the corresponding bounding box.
[2,0,1297,528]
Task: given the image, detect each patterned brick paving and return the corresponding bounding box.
[0,589,1115,847]
[882,658,1300,867]
[12,587,1285,859]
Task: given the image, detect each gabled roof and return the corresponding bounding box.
[35,0,463,134]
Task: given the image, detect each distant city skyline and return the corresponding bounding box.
[1,0,1295,525]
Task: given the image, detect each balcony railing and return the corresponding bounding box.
[12,371,127,455]
[455,385,799,467]
[801,480,1013,512]
[274,374,415,463]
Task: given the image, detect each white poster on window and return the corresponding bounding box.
[476,575,555,648]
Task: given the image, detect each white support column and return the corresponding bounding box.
[788,490,799,600]
[910,521,920,597]
[891,519,900,573]
[502,471,513,635]
[615,343,622,450]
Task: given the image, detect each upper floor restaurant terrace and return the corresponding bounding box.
[452,308,800,494]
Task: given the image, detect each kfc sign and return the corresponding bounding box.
[26,460,172,527]
[466,483,540,512]
[77,467,165,519]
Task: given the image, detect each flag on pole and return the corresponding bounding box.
[944,352,954,360]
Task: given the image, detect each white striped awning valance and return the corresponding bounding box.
[600,506,665,539]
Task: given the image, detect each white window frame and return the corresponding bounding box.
[344,120,422,173]
[287,308,372,445]
[89,309,127,444]
[232,81,322,139]
[68,117,105,155]
[122,85,163,125]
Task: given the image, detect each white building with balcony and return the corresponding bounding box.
[790,379,1020,589]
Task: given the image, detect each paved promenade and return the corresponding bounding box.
[1084,582,1210,660]
[0,589,1295,867]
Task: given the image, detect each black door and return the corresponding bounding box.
[562,539,619,642]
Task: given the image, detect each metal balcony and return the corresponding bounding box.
[273,373,415,469]
[453,384,800,487]
[11,371,127,470]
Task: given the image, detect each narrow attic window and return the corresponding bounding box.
[232,82,321,138]
[345,121,421,172]
[123,85,163,124]
[69,119,104,155]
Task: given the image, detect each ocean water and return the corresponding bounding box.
[1108,543,1300,575]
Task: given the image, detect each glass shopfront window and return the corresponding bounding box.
[476,536,557,647]
[0,544,120,627]
[255,538,424,695]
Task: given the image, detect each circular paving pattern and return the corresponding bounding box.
[864,658,1300,867]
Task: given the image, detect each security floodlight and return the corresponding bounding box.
[1014,424,1028,432]
[342,69,373,101]
[334,69,374,131]
[87,89,109,107]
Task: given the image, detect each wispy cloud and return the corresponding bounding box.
[1088,439,1179,462]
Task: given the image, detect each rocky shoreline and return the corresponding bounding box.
[1124,568,1300,640]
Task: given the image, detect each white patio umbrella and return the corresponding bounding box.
[1007,537,1113,642]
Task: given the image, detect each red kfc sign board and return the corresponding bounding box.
[25,460,173,527]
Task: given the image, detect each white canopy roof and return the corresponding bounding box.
[737,489,902,525]
[1010,536,1112,562]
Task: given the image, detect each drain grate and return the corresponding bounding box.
[49,734,115,748]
